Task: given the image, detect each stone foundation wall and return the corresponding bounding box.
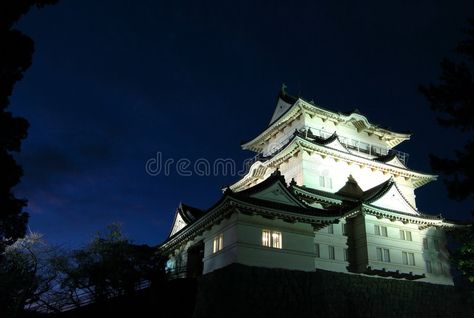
[193,264,472,318]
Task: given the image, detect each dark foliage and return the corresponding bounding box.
[419,18,474,291]
[419,19,474,202]
[0,0,58,248]
[0,234,61,318]
[47,224,166,310]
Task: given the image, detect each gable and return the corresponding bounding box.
[384,156,406,168]
[325,138,351,153]
[248,181,304,207]
[169,212,187,237]
[269,98,293,124]
[368,184,419,215]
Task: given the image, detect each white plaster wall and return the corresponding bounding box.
[202,214,239,274]
[355,215,453,285]
[314,221,349,272]
[365,215,425,275]
[235,214,316,271]
[279,152,303,185]
[300,151,390,191]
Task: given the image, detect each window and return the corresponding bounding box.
[262,229,271,247]
[376,247,390,262]
[342,223,347,235]
[344,248,349,261]
[213,233,224,253]
[441,263,449,276]
[402,252,415,266]
[400,230,412,241]
[272,231,282,249]
[426,260,432,273]
[319,176,333,189]
[374,225,387,237]
[262,230,282,249]
[315,243,320,258]
[328,246,335,260]
[433,239,440,251]
[328,224,334,234]
[423,238,429,250]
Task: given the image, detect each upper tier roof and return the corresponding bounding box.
[243,86,411,151]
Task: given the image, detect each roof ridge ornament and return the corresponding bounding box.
[271,168,281,177]
[347,174,357,184]
[289,178,297,187]
[223,186,233,195]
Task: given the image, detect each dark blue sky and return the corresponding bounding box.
[11,0,474,247]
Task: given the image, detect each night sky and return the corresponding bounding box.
[10,0,474,248]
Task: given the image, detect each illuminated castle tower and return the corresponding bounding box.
[160,86,461,285]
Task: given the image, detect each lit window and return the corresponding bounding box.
[344,248,349,261]
[402,251,415,266]
[376,247,390,262]
[374,225,387,237]
[315,243,320,258]
[262,230,271,247]
[328,246,335,260]
[328,224,334,234]
[426,260,432,273]
[400,230,412,241]
[262,230,282,249]
[423,238,429,250]
[213,233,224,253]
[272,231,282,249]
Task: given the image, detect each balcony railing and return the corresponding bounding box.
[261,126,409,166]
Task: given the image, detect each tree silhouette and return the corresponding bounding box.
[50,224,164,309]
[419,18,474,287]
[0,232,62,317]
[419,19,474,202]
[0,0,58,248]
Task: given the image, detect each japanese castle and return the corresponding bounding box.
[160,86,461,285]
